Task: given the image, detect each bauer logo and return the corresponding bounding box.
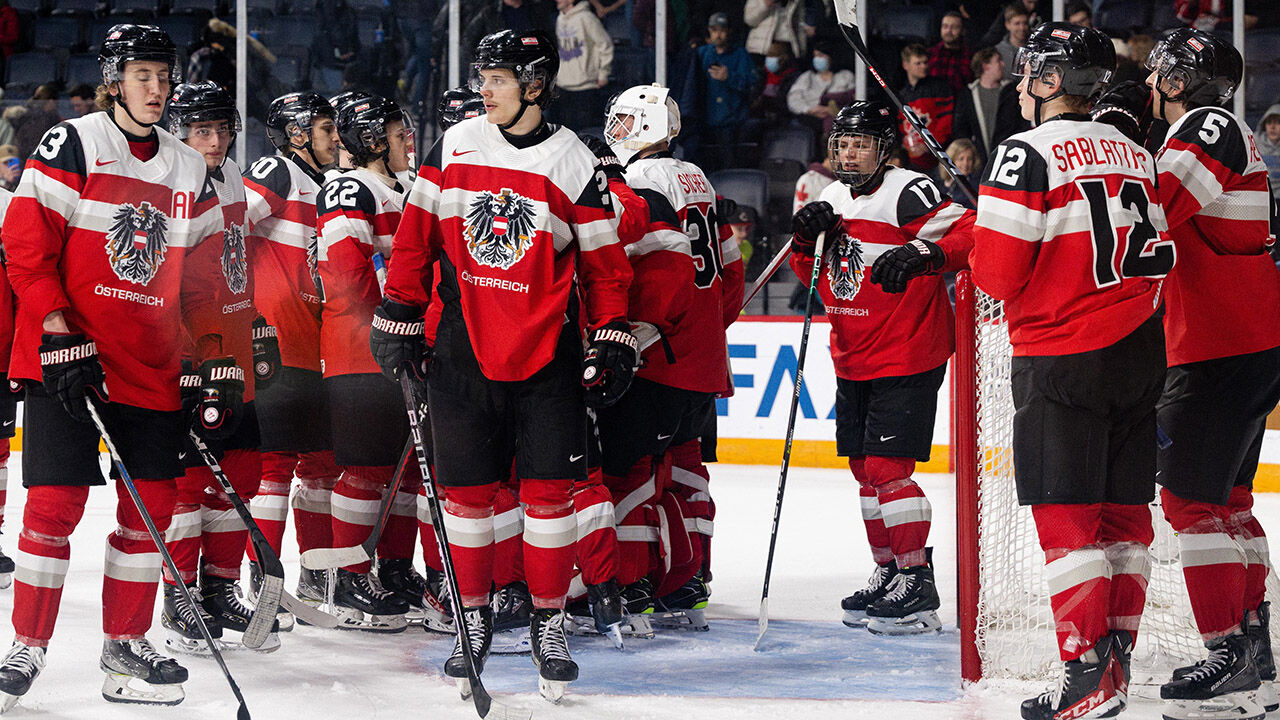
[827,234,865,301]
[464,188,537,271]
[1188,38,1205,51]
[105,201,169,286]
[1051,28,1072,39]
[222,222,248,295]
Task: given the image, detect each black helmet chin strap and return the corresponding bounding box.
[499,97,534,131]
[1028,79,1069,126]
[113,81,157,130]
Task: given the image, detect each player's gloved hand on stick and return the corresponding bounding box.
[579,133,625,183]
[792,201,840,257]
[195,357,244,440]
[370,298,429,382]
[252,315,281,388]
[38,332,107,423]
[870,239,947,293]
[582,320,640,409]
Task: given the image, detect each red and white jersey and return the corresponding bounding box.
[0,187,14,375]
[384,116,632,382]
[182,159,257,401]
[971,118,1171,357]
[791,167,973,381]
[317,166,405,378]
[243,153,324,372]
[3,112,222,410]
[1155,106,1280,365]
[621,153,742,393]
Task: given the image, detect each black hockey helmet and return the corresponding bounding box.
[828,100,899,193]
[1145,27,1242,109]
[438,86,485,130]
[169,81,241,141]
[329,89,373,114]
[1014,22,1115,113]
[336,94,404,166]
[266,91,335,151]
[470,29,558,129]
[98,23,181,85]
[1090,80,1152,145]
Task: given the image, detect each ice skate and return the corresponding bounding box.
[531,608,578,703]
[1246,603,1278,714]
[0,546,13,590]
[841,560,898,627]
[201,574,281,652]
[445,606,493,701]
[250,560,294,631]
[100,638,187,706]
[331,569,409,632]
[490,581,532,654]
[1161,634,1264,720]
[589,580,627,648]
[0,642,45,713]
[378,558,452,632]
[621,576,655,615]
[1109,630,1133,710]
[865,563,942,635]
[1021,637,1121,719]
[652,571,710,631]
[160,582,224,656]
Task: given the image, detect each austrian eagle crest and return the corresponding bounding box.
[305,230,323,297]
[105,201,169,285]
[222,223,248,294]
[464,188,537,270]
[828,234,865,300]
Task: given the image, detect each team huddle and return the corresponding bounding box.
[0,15,1267,720]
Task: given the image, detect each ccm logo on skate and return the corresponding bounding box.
[39,343,98,364]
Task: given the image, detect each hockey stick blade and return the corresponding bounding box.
[299,545,371,571]
[743,237,794,309]
[280,590,340,628]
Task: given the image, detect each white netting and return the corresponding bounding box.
[970,289,1280,683]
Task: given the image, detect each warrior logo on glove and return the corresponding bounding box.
[221,223,248,294]
[465,188,537,270]
[828,234,865,300]
[105,201,169,285]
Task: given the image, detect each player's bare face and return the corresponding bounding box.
[834,134,881,176]
[1017,74,1061,123]
[383,120,412,173]
[477,69,524,126]
[114,60,170,129]
[1145,71,1183,120]
[308,116,339,166]
[184,119,231,170]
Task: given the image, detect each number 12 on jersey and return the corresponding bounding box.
[1077,178,1174,289]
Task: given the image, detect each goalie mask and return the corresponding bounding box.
[1014,22,1115,125]
[168,81,241,159]
[604,84,681,165]
[828,101,898,194]
[1144,27,1242,112]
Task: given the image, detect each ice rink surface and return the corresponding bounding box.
[0,458,1273,719]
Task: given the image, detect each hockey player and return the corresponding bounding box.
[369,29,635,702]
[971,23,1171,719]
[1145,29,1280,720]
[0,23,228,708]
[789,100,972,637]
[159,81,281,654]
[438,87,486,130]
[0,186,16,591]
[318,94,425,632]
[242,91,343,620]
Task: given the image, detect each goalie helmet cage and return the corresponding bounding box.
[953,270,1280,684]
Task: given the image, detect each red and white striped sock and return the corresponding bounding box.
[1162,488,1246,642]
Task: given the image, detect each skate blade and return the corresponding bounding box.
[275,610,296,632]
[0,691,19,714]
[841,609,869,628]
[538,677,568,704]
[650,608,708,631]
[491,628,532,655]
[866,610,942,636]
[605,623,625,650]
[162,628,223,657]
[101,673,185,706]
[1161,691,1267,720]
[1251,681,1279,713]
[564,613,649,643]
[332,606,408,633]
[455,677,472,701]
[221,629,282,653]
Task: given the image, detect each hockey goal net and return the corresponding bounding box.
[954,271,1280,684]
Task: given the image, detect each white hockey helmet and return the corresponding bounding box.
[605,84,681,165]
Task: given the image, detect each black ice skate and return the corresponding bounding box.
[249,560,294,632]
[201,574,280,652]
[653,571,711,631]
[1021,637,1121,720]
[864,563,942,636]
[530,608,578,704]
[1108,630,1133,710]
[0,642,45,712]
[588,580,627,648]
[1247,603,1278,713]
[160,582,224,656]
[1162,634,1265,720]
[445,605,494,701]
[566,579,654,645]
[378,558,452,633]
[621,577,655,616]
[0,545,13,590]
[841,560,898,628]
[100,638,188,706]
[332,569,409,633]
[490,581,532,654]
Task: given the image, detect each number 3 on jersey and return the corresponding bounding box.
[684,205,722,288]
[1077,178,1174,288]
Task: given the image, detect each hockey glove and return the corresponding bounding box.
[252,316,281,388]
[38,332,107,423]
[792,201,841,257]
[195,357,244,440]
[582,320,640,409]
[579,133,626,184]
[869,239,947,294]
[370,299,429,382]
[179,359,201,416]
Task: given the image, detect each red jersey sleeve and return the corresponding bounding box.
[971,138,1048,301]
[573,165,632,331]
[896,175,976,272]
[609,176,651,245]
[385,140,442,311]
[717,205,744,326]
[243,156,291,231]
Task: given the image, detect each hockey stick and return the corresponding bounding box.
[186,432,283,648]
[86,401,251,720]
[400,372,529,720]
[754,231,827,652]
[743,237,794,310]
[833,0,978,206]
[298,439,414,571]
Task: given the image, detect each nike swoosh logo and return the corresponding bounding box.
[879,435,897,442]
[298,190,312,197]
[382,199,393,207]
[2,421,11,427]
[569,454,584,462]
[95,159,117,167]
[657,433,672,440]
[452,149,478,157]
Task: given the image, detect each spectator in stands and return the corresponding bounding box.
[500,0,556,33]
[0,0,17,71]
[590,0,625,20]
[753,41,800,128]
[0,105,21,149]
[0,144,17,191]
[744,0,806,62]
[994,3,1029,83]
[941,137,981,207]
[313,0,361,69]
[726,203,755,270]
[1067,0,1092,27]
[696,12,756,171]
[793,140,835,213]
[554,0,614,131]
[899,43,955,172]
[13,84,60,162]
[952,46,1024,162]
[928,11,973,92]
[1246,0,1280,29]
[633,0,681,54]
[67,84,96,117]
[981,0,1039,47]
[786,40,853,140]
[1257,105,1280,202]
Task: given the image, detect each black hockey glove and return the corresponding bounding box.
[869,239,947,294]
[579,133,626,184]
[179,359,201,416]
[195,357,244,441]
[582,320,640,409]
[792,201,841,257]
[251,316,281,388]
[38,332,107,423]
[370,298,429,382]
